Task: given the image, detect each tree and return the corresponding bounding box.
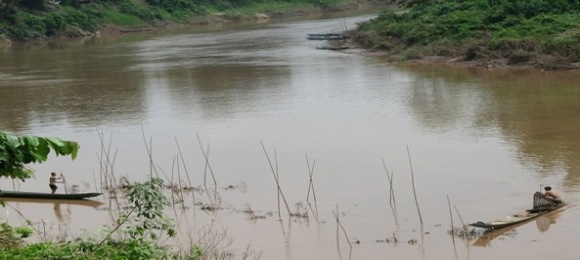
[0,131,79,181]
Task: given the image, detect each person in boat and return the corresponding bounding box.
[543,186,562,204]
[49,172,64,194]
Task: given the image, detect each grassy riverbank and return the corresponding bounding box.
[352,0,580,70]
[0,0,388,44]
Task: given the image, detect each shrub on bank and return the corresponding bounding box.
[354,0,580,67]
[0,177,203,259]
[0,239,184,259]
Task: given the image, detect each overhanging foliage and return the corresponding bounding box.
[0,131,79,181]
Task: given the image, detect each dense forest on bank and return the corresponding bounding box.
[353,0,580,69]
[0,0,387,43]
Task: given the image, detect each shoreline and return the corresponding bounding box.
[345,43,580,73]
[0,1,390,48]
[3,1,577,73]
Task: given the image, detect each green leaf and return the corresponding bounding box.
[23,136,39,147]
[36,139,50,161]
[5,134,21,148]
[0,131,79,181]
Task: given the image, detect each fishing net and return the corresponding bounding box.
[533,191,560,211]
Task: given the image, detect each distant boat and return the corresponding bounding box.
[316,45,348,50]
[306,33,345,41]
[0,190,102,200]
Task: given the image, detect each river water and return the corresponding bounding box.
[1,12,580,259]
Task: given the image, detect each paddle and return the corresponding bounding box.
[60,172,68,194]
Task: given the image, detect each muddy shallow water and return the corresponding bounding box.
[1,12,580,259]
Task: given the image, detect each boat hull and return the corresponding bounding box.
[1,197,104,207]
[469,203,564,231]
[306,33,345,40]
[0,191,102,200]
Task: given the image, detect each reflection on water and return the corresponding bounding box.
[1,198,105,243]
[1,197,104,208]
[536,211,561,232]
[399,64,580,188]
[1,12,580,259]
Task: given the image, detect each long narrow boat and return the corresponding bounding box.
[469,204,564,231]
[469,192,564,231]
[1,197,104,208]
[472,205,565,247]
[306,33,345,40]
[0,190,102,200]
[316,45,349,50]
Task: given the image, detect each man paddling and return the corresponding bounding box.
[49,172,64,194]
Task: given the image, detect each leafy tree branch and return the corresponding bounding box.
[0,131,79,181]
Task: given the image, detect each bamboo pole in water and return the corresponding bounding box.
[382,158,398,220]
[260,140,291,220]
[197,135,220,203]
[447,196,455,242]
[382,158,400,243]
[407,145,423,225]
[333,204,353,260]
[448,195,460,260]
[175,138,196,204]
[306,154,319,221]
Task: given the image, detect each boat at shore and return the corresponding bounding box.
[316,45,348,50]
[306,33,345,40]
[0,190,102,200]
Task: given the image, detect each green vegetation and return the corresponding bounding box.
[0,177,206,259]
[354,0,580,69]
[0,131,207,258]
[0,131,79,181]
[0,0,374,42]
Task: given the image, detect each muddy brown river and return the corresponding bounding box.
[1,12,580,259]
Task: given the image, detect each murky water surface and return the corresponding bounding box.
[1,12,580,259]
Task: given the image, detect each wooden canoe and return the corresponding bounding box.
[316,45,349,50]
[306,33,345,40]
[1,197,104,208]
[0,190,102,200]
[469,203,565,231]
[472,204,565,247]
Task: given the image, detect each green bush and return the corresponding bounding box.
[355,0,580,62]
[1,0,354,41]
[0,178,191,259]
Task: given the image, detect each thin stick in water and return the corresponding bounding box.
[448,196,459,260]
[407,145,423,225]
[447,195,455,242]
[276,149,281,220]
[92,170,98,193]
[454,205,469,236]
[333,204,353,260]
[305,154,319,220]
[335,204,342,260]
[197,135,219,202]
[381,158,398,219]
[260,140,292,219]
[140,124,155,178]
[175,138,195,203]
